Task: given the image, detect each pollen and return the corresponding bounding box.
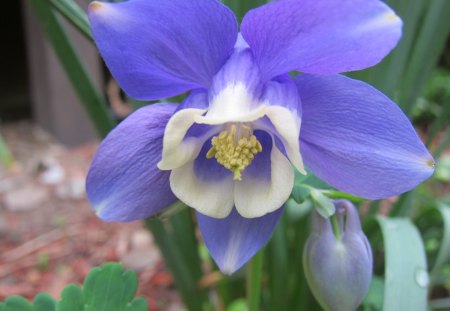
[89,1,104,11]
[206,124,262,181]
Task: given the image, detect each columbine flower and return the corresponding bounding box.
[303,200,372,311]
[86,0,434,274]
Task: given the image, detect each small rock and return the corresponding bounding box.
[3,185,49,211]
[121,229,160,271]
[38,162,65,185]
[56,178,85,200]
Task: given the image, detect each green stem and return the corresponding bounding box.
[247,250,264,311]
[331,214,342,240]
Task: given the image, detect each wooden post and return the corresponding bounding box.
[22,0,103,146]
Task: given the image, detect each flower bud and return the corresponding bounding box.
[303,200,372,311]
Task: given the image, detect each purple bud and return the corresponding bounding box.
[303,200,373,311]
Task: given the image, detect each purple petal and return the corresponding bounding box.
[88,0,238,100]
[86,104,177,222]
[196,208,283,274]
[241,0,402,80]
[297,74,434,200]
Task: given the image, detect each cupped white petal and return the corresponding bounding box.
[264,106,306,174]
[234,142,294,218]
[170,162,235,218]
[157,108,207,170]
[195,83,266,125]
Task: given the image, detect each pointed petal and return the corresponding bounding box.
[89,0,238,100]
[86,104,177,222]
[197,208,283,274]
[241,0,402,79]
[298,74,434,199]
[235,132,294,218]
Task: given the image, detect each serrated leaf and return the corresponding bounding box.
[310,189,335,218]
[57,285,84,311]
[33,293,56,311]
[0,296,33,311]
[56,263,147,311]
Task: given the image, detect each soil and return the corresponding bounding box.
[0,121,182,310]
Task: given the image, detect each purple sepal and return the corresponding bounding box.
[298,74,434,199]
[241,0,402,80]
[88,0,238,100]
[86,104,178,222]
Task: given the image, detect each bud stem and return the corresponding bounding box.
[331,214,342,240]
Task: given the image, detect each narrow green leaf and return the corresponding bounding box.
[429,204,450,280]
[400,0,450,115]
[144,218,207,311]
[48,0,92,40]
[246,251,263,311]
[377,217,428,311]
[30,0,115,137]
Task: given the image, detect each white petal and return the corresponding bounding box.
[234,143,294,218]
[264,105,306,174]
[170,162,235,218]
[157,108,207,170]
[195,83,266,125]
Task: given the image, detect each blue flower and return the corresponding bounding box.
[303,200,373,311]
[86,0,434,274]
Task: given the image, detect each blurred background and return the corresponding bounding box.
[0,0,450,310]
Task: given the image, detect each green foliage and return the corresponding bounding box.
[30,0,115,138]
[376,217,428,311]
[0,264,146,311]
[24,0,450,310]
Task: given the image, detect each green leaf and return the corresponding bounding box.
[48,0,92,40]
[33,293,56,311]
[310,189,335,218]
[429,204,450,280]
[56,263,147,311]
[30,0,115,138]
[377,217,428,311]
[57,285,84,311]
[399,0,450,115]
[362,276,384,311]
[226,299,247,311]
[0,296,33,311]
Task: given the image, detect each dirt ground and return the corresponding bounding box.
[0,122,182,310]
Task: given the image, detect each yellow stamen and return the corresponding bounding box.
[206,124,262,181]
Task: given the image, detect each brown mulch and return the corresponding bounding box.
[0,121,181,310]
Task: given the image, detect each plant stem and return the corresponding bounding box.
[331,214,342,240]
[247,250,264,311]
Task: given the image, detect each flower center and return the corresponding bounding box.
[206,124,262,181]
